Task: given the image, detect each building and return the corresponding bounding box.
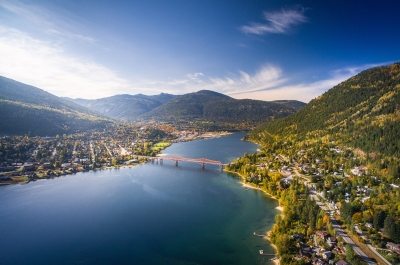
[327,237,337,246]
[386,242,400,254]
[316,231,329,239]
[22,163,35,171]
[42,162,52,169]
[322,251,332,259]
[61,163,72,168]
[335,260,350,265]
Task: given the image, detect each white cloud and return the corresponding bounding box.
[0,0,95,43]
[241,6,307,35]
[138,65,287,97]
[187,72,204,80]
[232,64,383,102]
[0,26,381,103]
[0,26,130,98]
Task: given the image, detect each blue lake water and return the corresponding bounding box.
[0,132,278,265]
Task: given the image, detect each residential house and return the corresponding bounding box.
[42,162,52,169]
[350,167,364,176]
[292,233,305,241]
[299,246,313,258]
[61,163,72,168]
[312,258,327,265]
[386,242,400,254]
[322,251,332,259]
[335,260,350,265]
[22,163,35,171]
[365,222,373,229]
[316,231,329,240]
[327,237,337,246]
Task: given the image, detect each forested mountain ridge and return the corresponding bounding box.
[66,93,176,121]
[140,90,306,129]
[65,90,305,129]
[0,76,113,136]
[248,63,400,157]
[0,76,104,116]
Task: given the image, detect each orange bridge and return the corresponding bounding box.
[156,155,224,168]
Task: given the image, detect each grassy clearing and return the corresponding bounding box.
[153,142,171,147]
[151,142,171,151]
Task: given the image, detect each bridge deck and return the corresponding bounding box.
[157,155,224,166]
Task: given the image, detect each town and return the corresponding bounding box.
[0,123,230,185]
[226,140,400,265]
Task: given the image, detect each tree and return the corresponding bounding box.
[275,234,295,256]
[345,244,356,263]
[384,216,400,243]
[352,212,363,224]
[362,210,373,223]
[373,211,386,230]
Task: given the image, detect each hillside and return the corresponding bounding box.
[66,93,176,121]
[140,90,306,129]
[248,63,400,157]
[0,76,113,136]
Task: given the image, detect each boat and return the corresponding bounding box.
[258,249,276,256]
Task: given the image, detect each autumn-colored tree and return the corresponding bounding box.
[352,212,363,224]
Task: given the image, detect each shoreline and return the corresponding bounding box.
[2,131,234,186]
[3,133,281,264]
[224,169,281,264]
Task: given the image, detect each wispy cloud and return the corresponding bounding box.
[0,26,129,98]
[187,72,204,80]
[232,64,383,102]
[139,65,287,97]
[241,6,308,35]
[0,0,95,43]
[0,26,382,102]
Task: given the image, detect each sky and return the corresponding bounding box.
[0,0,399,102]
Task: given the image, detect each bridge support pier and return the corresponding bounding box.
[202,163,205,169]
[175,160,178,166]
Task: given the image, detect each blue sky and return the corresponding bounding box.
[0,0,399,102]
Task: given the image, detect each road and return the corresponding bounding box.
[310,190,377,265]
[103,143,113,157]
[89,141,95,163]
[331,220,377,265]
[367,245,392,265]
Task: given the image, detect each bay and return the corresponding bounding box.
[0,132,278,265]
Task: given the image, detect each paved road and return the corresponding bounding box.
[309,191,377,265]
[331,219,377,265]
[367,244,392,265]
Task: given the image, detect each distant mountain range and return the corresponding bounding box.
[0,76,112,136]
[64,93,176,121]
[0,75,305,135]
[66,90,306,130]
[139,90,305,126]
[248,63,400,157]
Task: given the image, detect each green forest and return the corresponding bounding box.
[227,63,400,264]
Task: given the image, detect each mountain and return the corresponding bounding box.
[65,93,176,121]
[140,90,306,129]
[66,90,305,128]
[248,63,400,157]
[271,100,308,111]
[0,76,113,136]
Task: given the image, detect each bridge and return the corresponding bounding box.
[156,155,225,169]
[132,155,225,169]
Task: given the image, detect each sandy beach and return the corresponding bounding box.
[239,182,282,265]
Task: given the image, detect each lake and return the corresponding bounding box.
[0,132,278,265]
